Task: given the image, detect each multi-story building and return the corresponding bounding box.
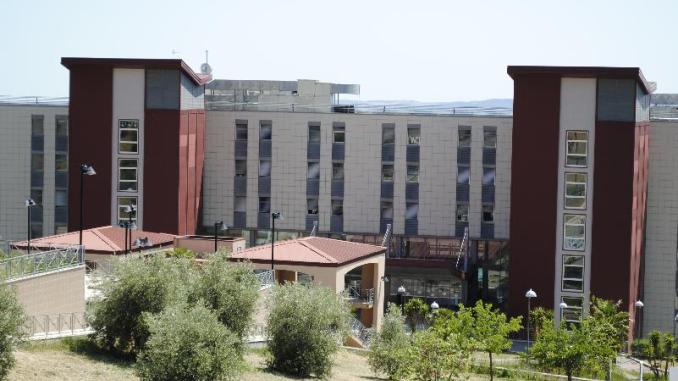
[5,57,678,338]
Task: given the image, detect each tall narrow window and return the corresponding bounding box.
[235,160,247,177]
[483,128,497,148]
[234,196,247,212]
[382,164,394,182]
[381,201,394,219]
[457,166,470,185]
[482,205,494,223]
[117,196,137,224]
[407,164,419,183]
[307,162,320,179]
[566,131,588,167]
[564,214,586,251]
[332,200,343,216]
[382,126,395,144]
[260,122,272,140]
[482,167,495,186]
[236,123,248,140]
[55,154,68,171]
[307,198,319,215]
[259,160,271,177]
[456,204,469,223]
[119,120,139,154]
[407,127,421,145]
[458,127,471,147]
[405,202,418,220]
[259,197,271,213]
[333,125,345,143]
[332,163,344,180]
[565,173,586,209]
[118,159,138,192]
[309,125,321,143]
[561,297,584,323]
[562,255,584,292]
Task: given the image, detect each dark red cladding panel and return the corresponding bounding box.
[144,110,181,234]
[508,74,561,319]
[67,66,113,232]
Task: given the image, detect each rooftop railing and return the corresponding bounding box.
[0,246,84,281]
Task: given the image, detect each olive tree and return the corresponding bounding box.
[368,304,413,380]
[531,320,589,381]
[471,301,522,381]
[267,283,350,378]
[136,304,241,381]
[89,256,195,356]
[0,283,25,380]
[404,298,429,332]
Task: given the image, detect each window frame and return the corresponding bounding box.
[308,125,321,144]
[407,164,419,183]
[562,255,585,292]
[307,161,320,180]
[235,160,247,177]
[332,162,344,181]
[382,126,395,145]
[561,296,584,323]
[118,119,140,154]
[405,202,419,220]
[118,158,138,192]
[457,165,470,185]
[483,128,497,148]
[307,198,319,215]
[564,172,587,209]
[234,196,247,212]
[456,203,469,223]
[258,197,271,214]
[382,164,394,182]
[333,125,345,144]
[117,196,138,224]
[563,214,586,251]
[482,204,494,224]
[565,130,588,168]
[331,199,343,216]
[235,123,248,140]
[482,167,495,186]
[381,201,394,219]
[407,126,421,145]
[259,159,272,178]
[458,127,472,148]
[259,122,272,141]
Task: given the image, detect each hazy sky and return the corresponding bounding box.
[2,0,677,101]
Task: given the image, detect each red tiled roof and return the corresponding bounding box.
[230,237,385,267]
[14,225,176,255]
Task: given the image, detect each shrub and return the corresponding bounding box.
[368,304,413,380]
[411,329,467,381]
[190,255,259,347]
[136,304,241,381]
[267,283,350,378]
[471,301,522,381]
[89,256,195,356]
[404,297,429,332]
[0,282,26,381]
[165,247,195,259]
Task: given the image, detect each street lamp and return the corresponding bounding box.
[635,300,644,338]
[122,204,136,255]
[79,164,96,247]
[525,289,537,351]
[25,198,36,254]
[673,312,678,337]
[430,301,440,318]
[559,302,568,328]
[213,221,226,252]
[271,212,282,277]
[397,285,407,315]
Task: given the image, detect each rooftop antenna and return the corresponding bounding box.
[171,49,181,57]
[200,49,212,75]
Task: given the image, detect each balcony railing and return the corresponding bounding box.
[343,286,374,305]
[1,246,84,281]
[256,270,274,289]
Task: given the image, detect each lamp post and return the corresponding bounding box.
[214,221,226,252]
[525,289,537,352]
[122,204,136,255]
[635,300,644,339]
[271,212,282,278]
[397,285,407,315]
[559,302,568,329]
[25,198,36,254]
[673,312,678,338]
[79,164,96,247]
[430,300,440,319]
[133,237,152,254]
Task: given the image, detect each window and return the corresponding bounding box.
[308,125,320,144]
[457,166,470,185]
[564,214,586,251]
[55,153,68,171]
[234,196,247,212]
[31,189,43,205]
[56,116,68,136]
[482,167,495,186]
[236,123,248,140]
[307,162,320,179]
[382,126,395,144]
[405,202,418,220]
[457,204,468,224]
[565,173,586,209]
[117,196,137,224]
[407,126,421,145]
[259,122,272,140]
[307,198,319,215]
[31,153,44,171]
[566,131,588,167]
[333,125,345,143]
[259,197,271,213]
[55,190,67,207]
[482,205,494,223]
[31,115,44,136]
[407,165,419,183]
[118,159,138,192]
[561,297,584,323]
[332,163,344,180]
[55,225,68,234]
[381,201,394,219]
[382,164,394,182]
[332,200,343,216]
[235,160,247,177]
[458,127,471,147]
[562,255,584,292]
[483,128,497,148]
[119,120,139,154]
[259,160,271,177]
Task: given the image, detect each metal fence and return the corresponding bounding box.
[25,312,91,339]
[256,270,274,289]
[1,246,84,281]
[344,287,375,304]
[350,317,372,347]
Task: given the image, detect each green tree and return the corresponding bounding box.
[368,304,413,380]
[634,330,676,379]
[89,256,195,356]
[267,283,350,378]
[410,329,468,381]
[190,255,259,349]
[589,296,629,352]
[404,298,429,332]
[0,283,26,381]
[531,321,589,381]
[471,301,522,381]
[165,247,196,259]
[529,307,553,341]
[136,304,241,381]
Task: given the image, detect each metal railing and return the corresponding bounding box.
[1,246,84,281]
[256,270,274,289]
[343,286,375,304]
[350,317,372,347]
[25,312,91,339]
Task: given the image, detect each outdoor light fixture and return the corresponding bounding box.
[79,164,96,248]
[525,289,537,352]
[122,204,137,255]
[635,300,644,308]
[214,221,226,252]
[25,198,36,254]
[271,212,283,276]
[133,237,152,253]
[559,302,568,309]
[430,301,439,311]
[635,300,644,339]
[397,285,407,315]
[381,275,390,282]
